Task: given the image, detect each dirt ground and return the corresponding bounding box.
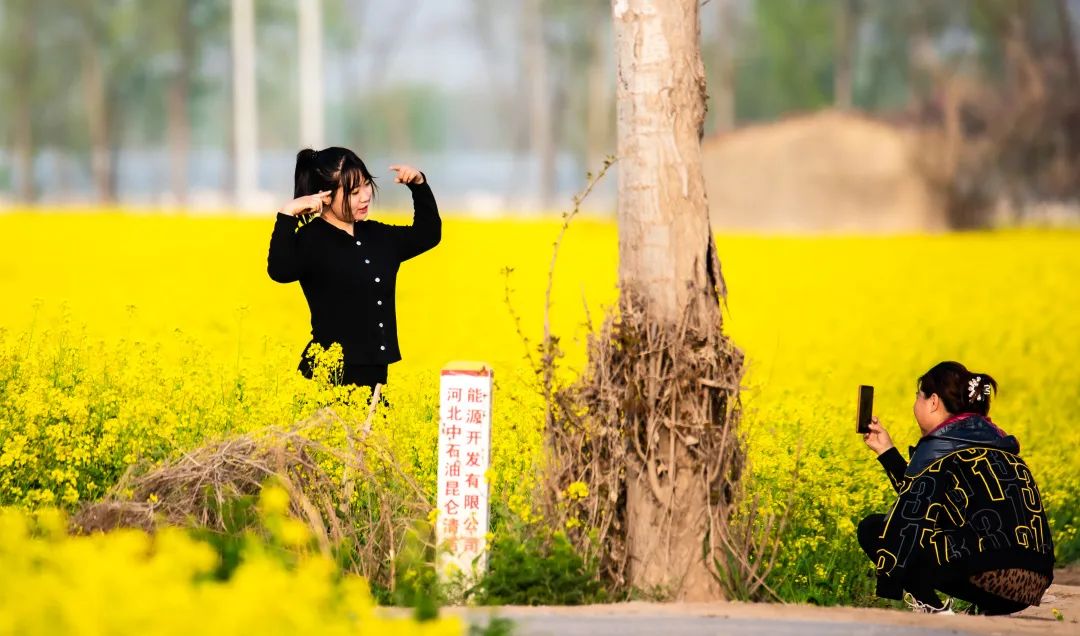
[442,566,1080,635]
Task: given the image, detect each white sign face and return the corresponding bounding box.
[436,363,493,582]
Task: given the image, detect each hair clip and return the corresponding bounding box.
[968,376,983,401]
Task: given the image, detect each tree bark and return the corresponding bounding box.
[613,0,718,325]
[612,0,724,600]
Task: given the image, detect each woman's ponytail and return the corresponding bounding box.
[294,148,323,198]
[960,371,997,415]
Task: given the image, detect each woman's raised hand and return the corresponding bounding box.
[390,164,424,185]
[281,190,332,216]
[863,416,895,455]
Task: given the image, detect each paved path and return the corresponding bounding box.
[441,582,1078,636]
[464,612,966,636]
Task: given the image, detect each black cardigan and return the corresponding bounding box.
[871,415,1054,600]
[267,179,441,365]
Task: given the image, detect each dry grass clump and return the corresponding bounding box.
[72,405,430,584]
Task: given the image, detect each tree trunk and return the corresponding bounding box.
[713,0,736,131]
[167,0,194,206]
[469,0,522,209]
[382,91,413,152]
[80,7,115,204]
[585,4,612,170]
[612,0,724,600]
[297,0,325,149]
[1053,0,1080,194]
[232,0,259,206]
[1056,0,1080,89]
[834,0,856,110]
[12,0,36,202]
[524,0,556,208]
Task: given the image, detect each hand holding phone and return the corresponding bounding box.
[862,416,895,455]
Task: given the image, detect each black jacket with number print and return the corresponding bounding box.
[266,178,441,366]
[871,414,1054,600]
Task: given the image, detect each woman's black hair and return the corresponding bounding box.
[293,147,378,220]
[917,361,998,416]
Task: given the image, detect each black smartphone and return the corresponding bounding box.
[856,385,874,434]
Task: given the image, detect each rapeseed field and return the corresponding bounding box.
[1,211,1077,611]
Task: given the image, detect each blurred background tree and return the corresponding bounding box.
[0,0,1076,223]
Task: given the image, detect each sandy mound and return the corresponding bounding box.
[702,110,947,233]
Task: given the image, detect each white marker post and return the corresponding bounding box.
[436,362,493,583]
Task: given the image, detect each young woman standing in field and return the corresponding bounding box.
[858,361,1055,615]
[267,147,441,393]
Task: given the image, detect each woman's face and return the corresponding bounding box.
[331,179,373,222]
[913,389,943,434]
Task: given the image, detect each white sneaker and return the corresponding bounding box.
[904,592,956,614]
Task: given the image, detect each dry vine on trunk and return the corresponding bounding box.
[507,161,791,600]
